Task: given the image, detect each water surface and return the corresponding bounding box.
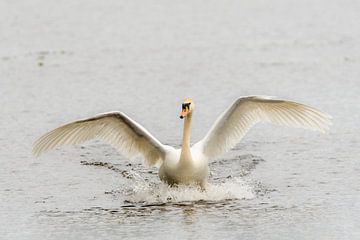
[1,0,359,239]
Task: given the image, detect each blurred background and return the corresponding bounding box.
[0,0,359,239]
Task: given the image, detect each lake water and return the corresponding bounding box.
[1,0,359,239]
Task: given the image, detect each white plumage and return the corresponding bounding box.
[33,96,332,188]
[195,96,331,160]
[33,111,167,166]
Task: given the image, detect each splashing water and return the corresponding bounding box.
[123,177,255,204]
[81,154,262,205]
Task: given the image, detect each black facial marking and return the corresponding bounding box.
[182,102,191,110]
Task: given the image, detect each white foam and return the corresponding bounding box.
[123,178,255,204]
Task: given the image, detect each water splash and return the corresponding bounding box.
[81,154,264,205]
[123,177,255,204]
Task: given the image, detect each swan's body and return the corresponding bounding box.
[33,96,332,188]
[159,146,209,187]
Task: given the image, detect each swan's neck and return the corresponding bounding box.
[180,112,192,162]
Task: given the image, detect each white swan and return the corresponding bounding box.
[33,96,332,188]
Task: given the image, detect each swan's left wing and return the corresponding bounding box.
[33,112,167,165]
[194,96,332,160]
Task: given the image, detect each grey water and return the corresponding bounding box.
[1,0,360,239]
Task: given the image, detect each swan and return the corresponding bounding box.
[33,96,332,188]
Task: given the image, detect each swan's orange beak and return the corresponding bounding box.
[180,109,188,119]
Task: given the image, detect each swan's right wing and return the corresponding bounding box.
[33,112,167,166]
[195,96,332,160]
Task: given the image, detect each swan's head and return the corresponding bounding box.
[180,98,194,119]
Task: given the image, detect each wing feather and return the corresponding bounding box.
[195,96,332,159]
[33,112,167,165]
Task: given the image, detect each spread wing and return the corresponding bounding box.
[33,112,167,165]
[195,96,332,160]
